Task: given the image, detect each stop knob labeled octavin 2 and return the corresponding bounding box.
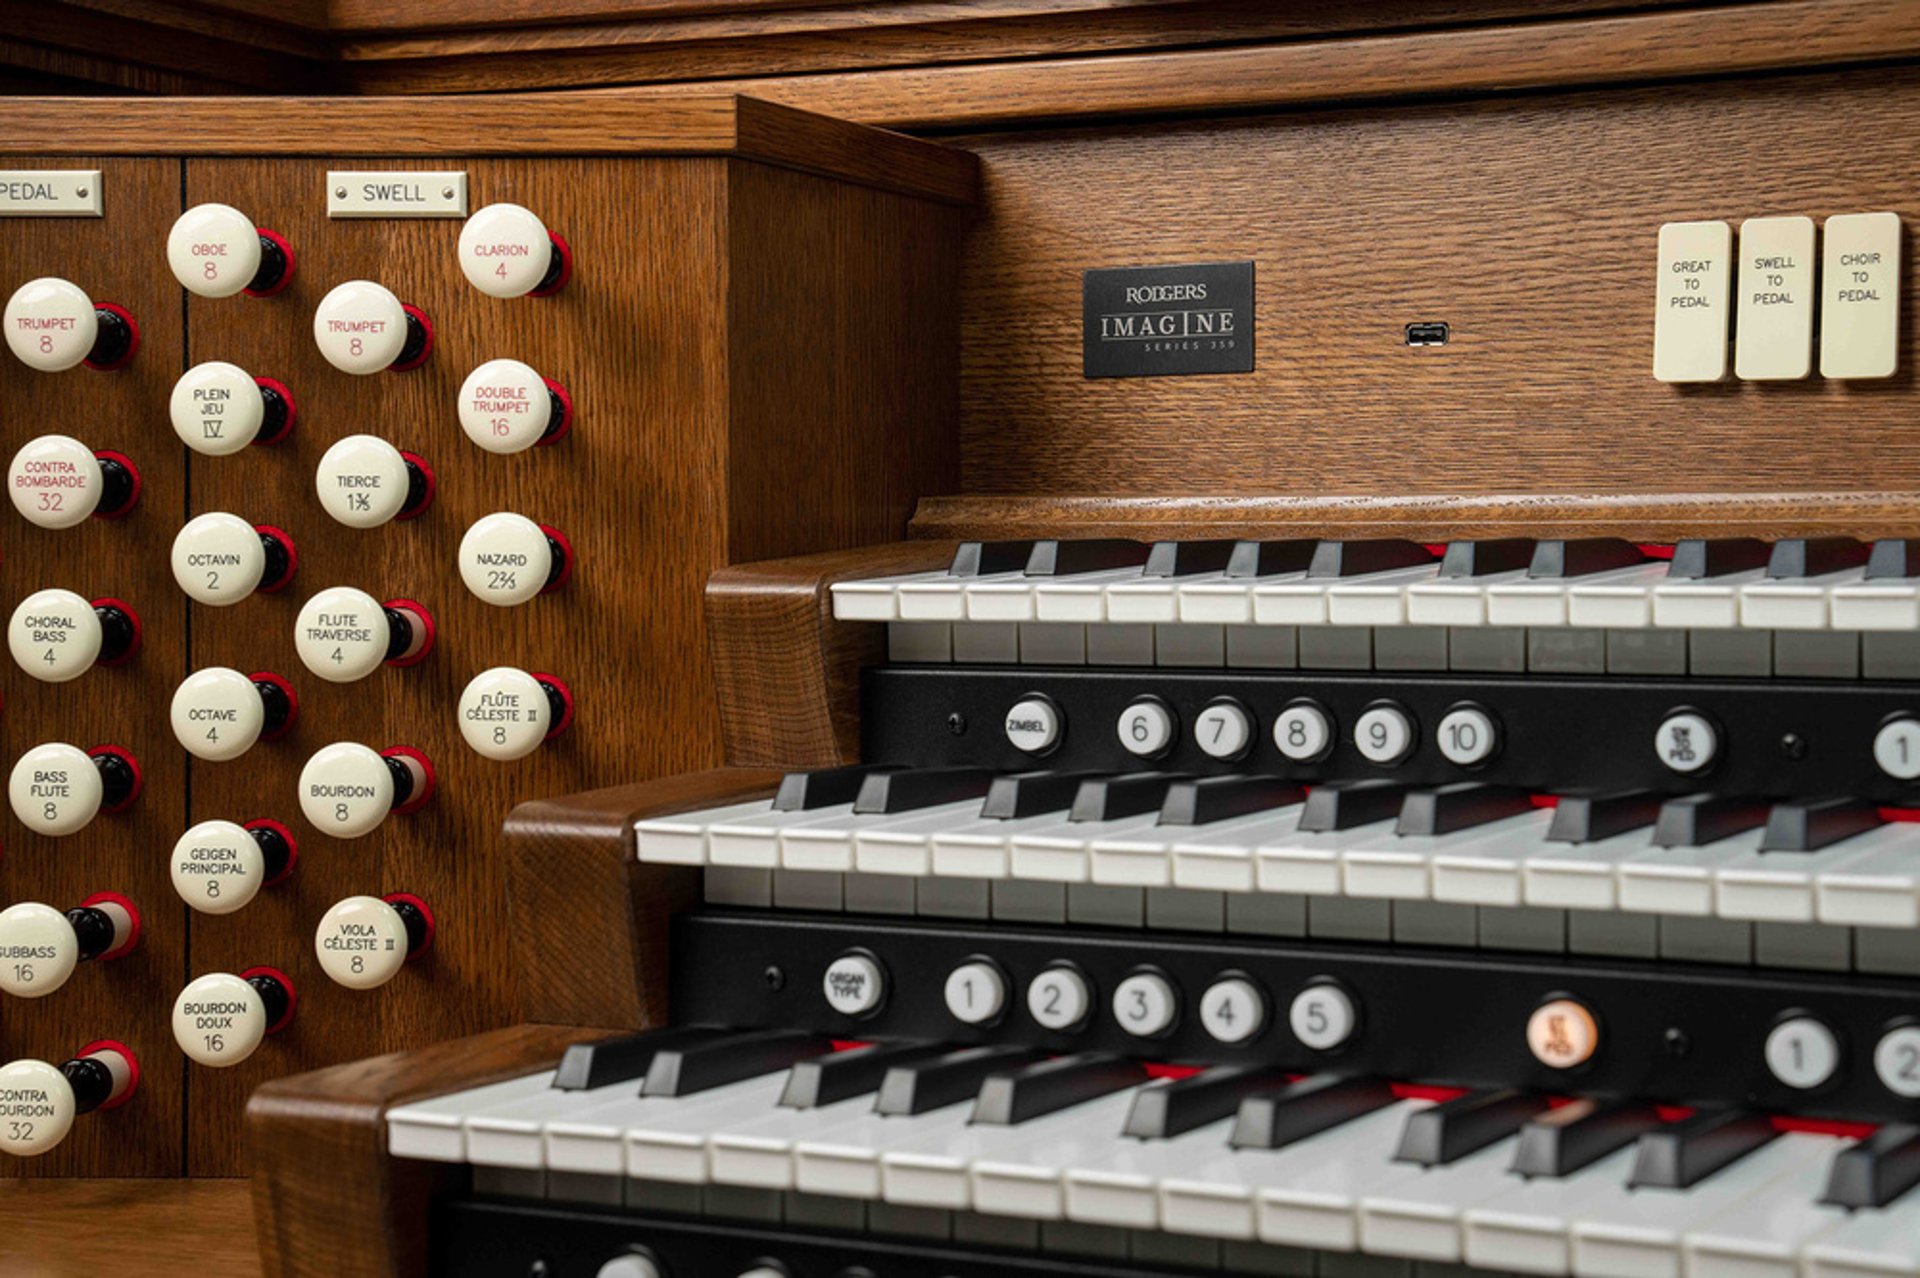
[170,512,297,604]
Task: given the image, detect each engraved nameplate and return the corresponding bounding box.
[1083,260,1254,378]
[0,171,102,218]
[327,171,469,218]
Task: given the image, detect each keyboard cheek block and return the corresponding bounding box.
[674,912,1920,1125]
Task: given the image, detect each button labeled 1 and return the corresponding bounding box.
[459,513,573,605]
[458,667,573,760]
[298,742,434,838]
[458,203,570,298]
[4,277,137,371]
[8,589,139,682]
[295,588,434,683]
[312,280,432,374]
[315,435,433,528]
[167,203,293,299]
[314,894,434,990]
[0,895,138,998]
[459,359,572,453]
[172,968,295,1067]
[1765,1015,1841,1090]
[170,361,294,456]
[8,742,140,835]
[944,959,1008,1026]
[0,1044,138,1157]
[171,513,296,604]
[8,435,140,528]
[170,667,297,762]
[171,819,296,915]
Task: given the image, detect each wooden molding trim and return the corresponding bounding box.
[503,769,782,1027]
[909,492,1920,543]
[707,543,955,768]
[0,94,979,204]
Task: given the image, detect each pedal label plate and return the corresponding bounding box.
[1082,260,1254,378]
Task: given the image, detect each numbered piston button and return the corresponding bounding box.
[170,362,294,455]
[0,1043,138,1157]
[458,203,571,298]
[167,202,293,298]
[458,513,573,606]
[312,279,431,374]
[3,278,136,371]
[8,435,140,528]
[314,894,434,990]
[8,589,139,681]
[295,588,434,682]
[8,742,140,836]
[0,895,139,998]
[171,513,296,604]
[171,819,296,916]
[172,968,295,1068]
[457,667,573,760]
[315,435,433,528]
[459,358,572,452]
[170,667,297,762]
[298,742,435,838]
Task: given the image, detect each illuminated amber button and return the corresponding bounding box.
[1526,998,1600,1069]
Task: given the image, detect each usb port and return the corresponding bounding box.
[1405,322,1450,347]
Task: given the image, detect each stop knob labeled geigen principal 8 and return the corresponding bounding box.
[458,358,572,453]
[457,667,572,760]
[298,742,435,838]
[166,202,294,299]
[314,435,434,528]
[7,742,140,836]
[0,894,139,998]
[0,1042,138,1157]
[3,277,137,372]
[314,893,434,990]
[171,819,296,915]
[458,203,571,298]
[312,279,432,374]
[171,968,295,1068]
[170,361,295,456]
[7,588,139,682]
[170,512,297,605]
[8,435,140,529]
[294,587,434,682]
[170,667,298,762]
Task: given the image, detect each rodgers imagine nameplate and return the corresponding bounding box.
[1083,261,1254,378]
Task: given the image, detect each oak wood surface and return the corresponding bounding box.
[0,1179,262,1277]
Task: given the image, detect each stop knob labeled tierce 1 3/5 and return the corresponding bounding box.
[170,667,298,762]
[458,203,571,298]
[7,434,140,529]
[311,279,432,374]
[7,588,139,682]
[0,894,139,998]
[457,667,573,760]
[166,202,294,299]
[171,968,295,1068]
[171,819,296,916]
[314,435,434,529]
[458,512,573,606]
[298,742,435,838]
[294,587,434,682]
[3,277,137,372]
[0,1042,138,1157]
[170,512,297,605]
[170,361,295,456]
[7,742,140,836]
[458,358,572,453]
[314,893,434,990]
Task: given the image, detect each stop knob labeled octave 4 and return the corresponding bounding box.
[2,277,137,371]
[166,202,294,299]
[0,894,139,998]
[7,742,140,836]
[0,1042,138,1157]
[171,968,295,1068]
[169,667,297,762]
[7,588,139,682]
[7,434,140,528]
[298,742,435,838]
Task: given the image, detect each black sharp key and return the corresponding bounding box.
[1822,1123,1920,1209]
[950,540,1037,577]
[1298,780,1415,833]
[1510,1099,1663,1178]
[1394,1089,1550,1167]
[874,1044,1044,1117]
[1226,539,1319,578]
[1767,537,1871,579]
[1868,540,1920,580]
[1761,797,1884,852]
[1669,538,1772,579]
[1230,1075,1398,1150]
[1308,539,1437,578]
[1070,772,1186,822]
[776,764,899,812]
[1652,794,1770,848]
[642,1029,835,1098]
[1628,1109,1778,1189]
[779,1040,951,1109]
[1143,540,1240,577]
[981,771,1102,820]
[553,1025,731,1091]
[1546,790,1664,844]
[972,1052,1149,1126]
[1439,539,1537,578]
[1395,783,1534,837]
[1123,1064,1296,1140]
[854,767,995,815]
[1528,538,1648,578]
[1024,539,1149,576]
[1160,775,1306,827]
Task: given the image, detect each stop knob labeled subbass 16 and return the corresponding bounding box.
[299,742,435,838]
[458,203,572,298]
[170,512,297,604]
[0,894,139,998]
[170,667,298,762]
[3,277,137,371]
[458,667,573,760]
[294,588,434,682]
[312,279,432,374]
[7,588,140,682]
[7,742,140,836]
[8,435,140,529]
[172,968,295,1068]
[171,819,296,915]
[170,361,295,456]
[0,1042,138,1157]
[167,202,294,299]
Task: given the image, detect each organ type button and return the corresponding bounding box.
[457,667,573,760]
[1734,214,1815,381]
[1112,969,1179,1038]
[1765,1015,1842,1090]
[0,895,138,998]
[169,667,297,762]
[1195,698,1254,760]
[8,589,139,681]
[8,435,140,528]
[170,819,296,915]
[1654,709,1719,774]
[1821,212,1902,379]
[944,959,1008,1025]
[8,742,139,836]
[1874,716,1920,780]
[295,588,434,682]
[1274,699,1334,762]
[1354,702,1416,765]
[1436,704,1499,767]
[1003,694,1062,754]
[3,277,137,371]
[1027,963,1092,1032]
[1117,698,1176,758]
[1199,975,1268,1044]
[1289,981,1359,1051]
[171,968,295,1067]
[312,279,432,374]
[1873,1025,1920,1098]
[0,1043,138,1157]
[169,361,294,455]
[166,203,293,299]
[314,435,434,528]
[314,893,434,990]
[595,1256,662,1278]
[821,951,886,1018]
[458,202,571,298]
[298,742,435,838]
[458,512,573,606]
[459,358,572,453]
[1652,220,1732,383]
[170,512,296,604]
[1526,997,1601,1069]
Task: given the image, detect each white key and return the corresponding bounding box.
[1326,564,1441,625]
[1464,1147,1638,1276]
[1013,812,1161,884]
[879,1088,1131,1210]
[635,798,778,866]
[783,800,985,874]
[1567,564,1675,629]
[1713,823,1905,922]
[709,802,858,869]
[831,570,947,621]
[1360,1138,1531,1261]
[387,1070,558,1162]
[1035,566,1149,623]
[1343,812,1549,902]
[467,1076,659,1170]
[1650,569,1765,629]
[794,1096,975,1200]
[1522,826,1661,911]
[1804,1192,1920,1278]
[707,1092,880,1190]
[1406,570,1527,627]
[1488,564,1664,628]
[1254,819,1400,896]
[1616,828,1767,916]
[1427,810,1559,906]
[1067,1113,1245,1229]
[963,572,1040,622]
[1832,579,1920,631]
[1181,571,1306,624]
[931,809,1090,881]
[969,1089,1151,1219]
[1741,569,1866,631]
[1816,826,1920,927]
[625,1075,794,1183]
[1684,1140,1854,1278]
[1173,808,1308,892]
[1258,566,1436,626]
[856,802,1006,877]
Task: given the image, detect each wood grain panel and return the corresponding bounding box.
[0,1179,261,1277]
[0,158,187,1178]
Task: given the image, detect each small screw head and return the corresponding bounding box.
[762,964,786,992]
[335,186,348,199]
[1663,1027,1691,1057]
[946,712,967,736]
[74,186,88,199]
[1780,733,1808,760]
[442,187,455,199]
